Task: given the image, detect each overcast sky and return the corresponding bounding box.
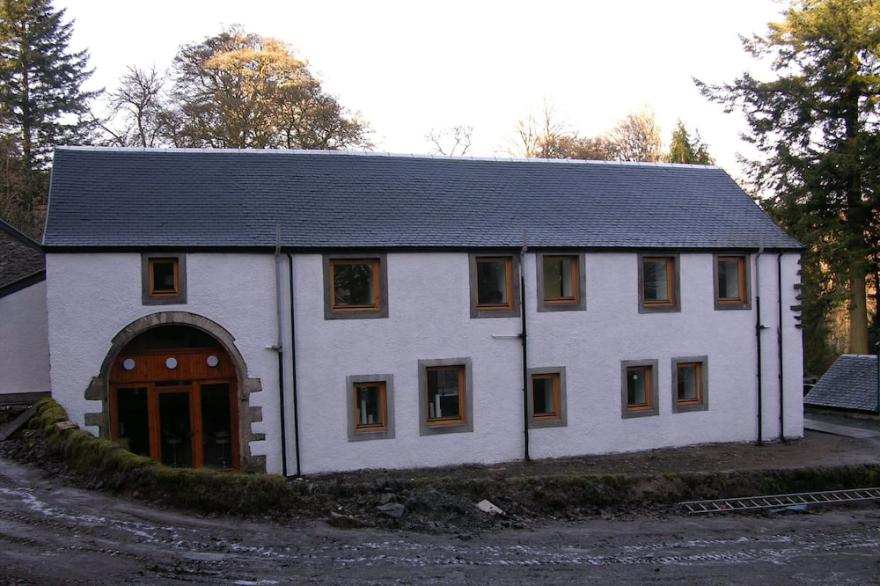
[58,0,786,177]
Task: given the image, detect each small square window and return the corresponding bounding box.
[672,356,709,413]
[714,254,750,310]
[323,255,388,319]
[528,368,567,428]
[627,367,651,407]
[419,358,473,435]
[469,254,520,318]
[142,253,186,305]
[536,253,586,312]
[533,374,558,417]
[621,360,659,418]
[346,374,394,441]
[332,259,379,309]
[476,257,512,307]
[639,254,680,313]
[353,382,387,432]
[150,259,178,294]
[543,256,576,302]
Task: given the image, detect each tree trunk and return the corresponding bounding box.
[849,268,869,354]
[842,61,869,354]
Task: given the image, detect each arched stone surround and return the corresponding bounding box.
[82,311,265,472]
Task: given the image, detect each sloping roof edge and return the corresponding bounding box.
[0,218,42,251]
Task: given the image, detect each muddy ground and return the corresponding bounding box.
[1,454,879,584]
[2,417,880,535]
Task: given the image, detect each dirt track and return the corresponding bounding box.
[1,455,879,584]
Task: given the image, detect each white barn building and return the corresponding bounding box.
[40,147,804,475]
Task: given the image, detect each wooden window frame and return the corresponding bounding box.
[527,367,568,428]
[331,258,381,311]
[346,374,395,441]
[109,378,240,469]
[142,252,186,305]
[638,254,680,312]
[353,382,388,432]
[418,358,474,435]
[323,254,389,320]
[425,365,466,426]
[476,256,514,310]
[536,253,586,312]
[671,356,709,413]
[469,253,520,318]
[148,258,180,296]
[714,254,751,310]
[620,359,659,418]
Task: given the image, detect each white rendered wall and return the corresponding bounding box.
[754,253,804,441]
[0,280,50,394]
[46,253,281,472]
[45,250,803,476]
[288,251,804,475]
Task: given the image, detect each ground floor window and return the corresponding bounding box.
[418,358,473,435]
[528,367,567,428]
[109,327,240,469]
[621,359,659,418]
[112,379,238,469]
[672,356,709,413]
[346,374,395,441]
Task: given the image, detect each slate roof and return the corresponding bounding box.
[0,219,45,291]
[43,147,802,250]
[805,355,880,413]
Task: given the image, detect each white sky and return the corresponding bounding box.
[58,0,785,178]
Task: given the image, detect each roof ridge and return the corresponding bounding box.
[55,145,722,171]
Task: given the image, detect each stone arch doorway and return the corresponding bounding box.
[85,312,264,471]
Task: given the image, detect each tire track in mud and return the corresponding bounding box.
[1,456,879,583]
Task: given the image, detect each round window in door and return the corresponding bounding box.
[108,325,240,469]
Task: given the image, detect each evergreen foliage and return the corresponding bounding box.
[698,0,880,367]
[0,0,96,236]
[665,120,714,165]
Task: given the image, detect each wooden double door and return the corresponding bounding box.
[109,348,239,469]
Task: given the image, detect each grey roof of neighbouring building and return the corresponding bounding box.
[805,355,880,413]
[0,219,45,291]
[43,146,802,250]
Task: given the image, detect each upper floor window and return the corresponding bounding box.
[639,254,680,312]
[714,254,750,310]
[323,254,388,319]
[469,254,520,318]
[142,253,186,305]
[536,253,586,312]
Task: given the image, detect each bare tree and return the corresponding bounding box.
[99,66,168,147]
[513,103,614,160]
[426,125,473,156]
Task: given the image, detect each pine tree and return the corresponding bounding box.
[698,0,880,359]
[665,120,713,165]
[0,0,96,235]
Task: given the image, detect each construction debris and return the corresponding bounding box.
[0,404,38,442]
[476,499,504,516]
[54,421,79,432]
